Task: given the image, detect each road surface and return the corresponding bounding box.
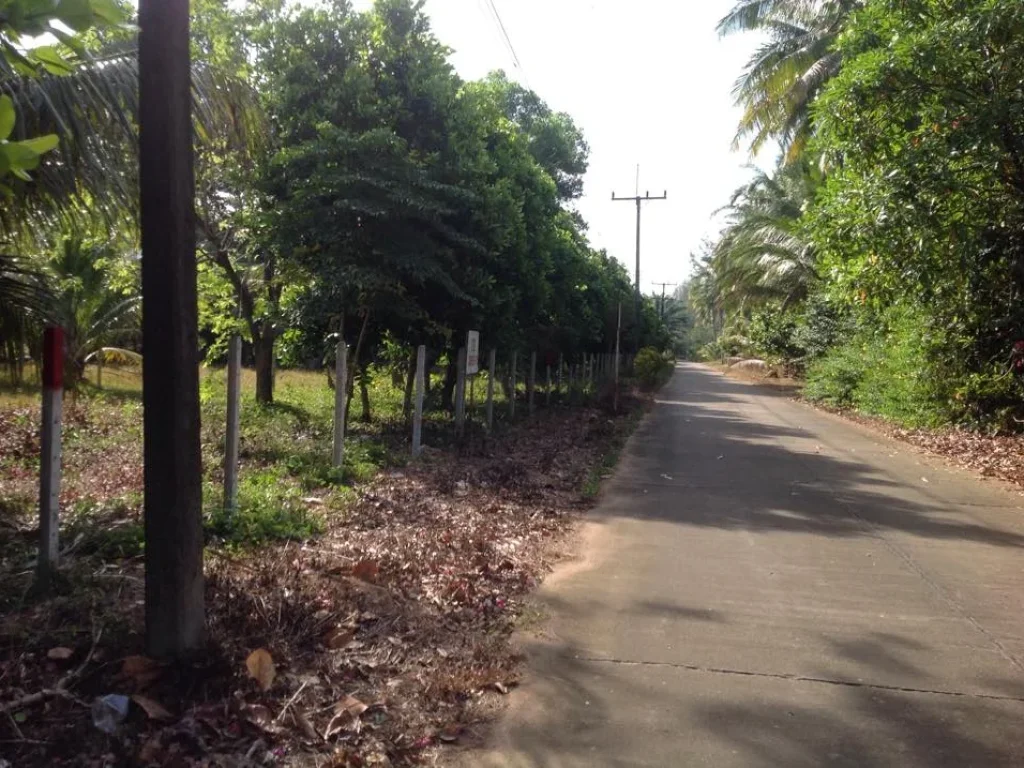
[463,363,1024,767]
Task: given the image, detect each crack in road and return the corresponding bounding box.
[573,654,1024,703]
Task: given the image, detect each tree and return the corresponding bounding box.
[712,162,818,310]
[48,237,139,390]
[807,0,1024,421]
[718,0,858,162]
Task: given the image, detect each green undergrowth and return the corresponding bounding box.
[582,401,647,498]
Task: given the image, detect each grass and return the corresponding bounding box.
[0,360,621,562]
[581,402,646,498]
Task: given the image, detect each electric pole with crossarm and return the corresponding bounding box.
[652,282,677,320]
[613,186,667,350]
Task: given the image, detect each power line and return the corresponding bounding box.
[474,0,516,67]
[484,0,525,74]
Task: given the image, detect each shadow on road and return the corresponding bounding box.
[604,364,1024,549]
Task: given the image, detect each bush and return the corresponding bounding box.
[805,305,949,427]
[634,347,673,389]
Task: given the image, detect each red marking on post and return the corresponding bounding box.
[42,327,64,389]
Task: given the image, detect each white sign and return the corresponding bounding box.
[466,330,480,375]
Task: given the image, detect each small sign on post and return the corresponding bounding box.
[466,331,480,375]
[38,326,64,585]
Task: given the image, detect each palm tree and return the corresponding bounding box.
[718,0,860,162]
[2,47,257,247]
[712,163,819,309]
[48,238,140,390]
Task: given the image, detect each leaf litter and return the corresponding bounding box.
[0,398,646,766]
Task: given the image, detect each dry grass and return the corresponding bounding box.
[0,366,647,766]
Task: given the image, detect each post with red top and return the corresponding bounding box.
[38,326,64,585]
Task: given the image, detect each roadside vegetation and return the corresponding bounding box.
[673,0,1024,435]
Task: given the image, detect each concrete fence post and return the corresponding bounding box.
[223,334,241,515]
[486,348,496,431]
[557,353,564,399]
[412,344,425,456]
[333,340,348,467]
[37,326,64,585]
[528,351,537,416]
[509,350,518,420]
[455,346,467,436]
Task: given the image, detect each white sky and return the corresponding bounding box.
[352,0,773,290]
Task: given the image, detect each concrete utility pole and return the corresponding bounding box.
[139,0,205,656]
[652,282,677,320]
[613,184,667,350]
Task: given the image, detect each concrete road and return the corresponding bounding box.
[462,363,1024,768]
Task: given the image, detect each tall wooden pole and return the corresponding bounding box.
[612,188,667,352]
[139,0,204,656]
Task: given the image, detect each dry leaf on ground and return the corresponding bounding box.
[246,648,276,691]
[131,694,174,721]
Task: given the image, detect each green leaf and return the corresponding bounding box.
[5,141,43,171]
[0,96,15,141]
[55,0,97,32]
[88,0,124,26]
[20,134,59,155]
[30,45,75,76]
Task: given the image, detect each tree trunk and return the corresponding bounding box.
[139,0,205,657]
[359,367,371,422]
[402,349,416,418]
[441,349,457,411]
[254,328,275,405]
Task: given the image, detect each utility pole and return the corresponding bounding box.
[652,282,677,320]
[613,185,667,350]
[139,0,205,656]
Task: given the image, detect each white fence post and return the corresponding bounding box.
[486,348,496,431]
[455,346,467,436]
[37,326,64,585]
[412,344,425,456]
[333,340,348,467]
[223,334,241,514]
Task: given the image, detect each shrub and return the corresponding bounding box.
[805,305,950,427]
[634,346,673,389]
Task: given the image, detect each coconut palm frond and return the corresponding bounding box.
[719,0,856,162]
[0,45,262,248]
[84,346,142,366]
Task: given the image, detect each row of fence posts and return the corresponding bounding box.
[32,323,635,583]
